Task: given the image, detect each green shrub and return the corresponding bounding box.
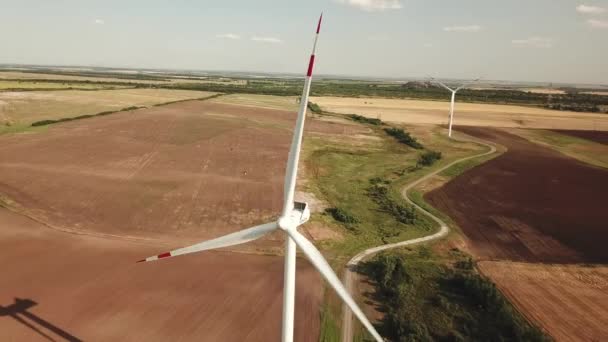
[307,101,322,113]
[348,114,383,125]
[363,252,549,342]
[31,119,58,127]
[384,127,423,149]
[325,207,359,224]
[368,184,417,224]
[417,150,442,167]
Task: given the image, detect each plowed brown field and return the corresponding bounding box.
[552,129,608,145]
[0,208,322,341]
[0,99,363,341]
[0,100,362,245]
[479,261,608,342]
[426,127,608,263]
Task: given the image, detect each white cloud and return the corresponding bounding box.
[423,43,434,48]
[336,0,402,12]
[576,4,606,14]
[512,37,555,48]
[251,36,283,43]
[588,18,608,28]
[216,33,240,40]
[443,25,482,33]
[94,19,104,25]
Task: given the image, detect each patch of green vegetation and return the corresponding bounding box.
[361,248,549,342]
[308,101,322,113]
[0,122,48,135]
[417,150,442,168]
[319,304,340,342]
[30,106,144,127]
[325,207,359,225]
[348,114,383,126]
[152,93,224,107]
[384,127,424,149]
[368,181,417,225]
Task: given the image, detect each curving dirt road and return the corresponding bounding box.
[340,135,496,342]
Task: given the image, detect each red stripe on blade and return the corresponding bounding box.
[158,252,172,259]
[316,13,323,34]
[307,55,315,77]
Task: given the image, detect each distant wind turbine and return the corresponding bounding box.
[430,77,480,137]
[137,14,383,342]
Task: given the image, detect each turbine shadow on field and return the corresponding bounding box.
[0,297,82,342]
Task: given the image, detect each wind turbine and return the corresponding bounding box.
[430,77,479,138]
[137,14,384,342]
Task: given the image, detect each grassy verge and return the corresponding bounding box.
[319,304,341,342]
[359,246,550,341]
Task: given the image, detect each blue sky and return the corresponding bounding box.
[1,0,607,84]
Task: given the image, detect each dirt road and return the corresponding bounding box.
[341,136,496,342]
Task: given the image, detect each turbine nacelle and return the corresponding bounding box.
[278,201,311,230]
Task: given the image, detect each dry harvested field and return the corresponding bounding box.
[479,261,608,342]
[0,208,322,341]
[0,71,243,86]
[0,97,367,341]
[552,129,608,145]
[0,88,214,126]
[210,93,298,111]
[426,127,608,263]
[0,99,362,244]
[0,80,122,90]
[311,96,608,131]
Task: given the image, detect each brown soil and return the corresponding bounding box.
[0,100,362,245]
[552,129,608,145]
[426,127,608,263]
[479,261,608,342]
[0,99,362,341]
[0,208,322,341]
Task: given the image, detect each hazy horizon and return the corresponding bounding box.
[1,0,607,85]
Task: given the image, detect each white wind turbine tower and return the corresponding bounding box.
[137,14,384,342]
[430,77,479,138]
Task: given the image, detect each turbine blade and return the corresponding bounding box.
[286,229,384,342]
[282,13,323,216]
[434,80,454,92]
[137,222,278,263]
[456,77,481,91]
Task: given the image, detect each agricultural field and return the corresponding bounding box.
[421,126,608,341]
[510,128,608,169]
[0,71,245,86]
[0,88,215,129]
[0,80,127,91]
[551,129,608,145]
[209,93,299,111]
[0,207,321,341]
[0,94,376,341]
[426,127,608,263]
[311,96,608,131]
[479,261,608,342]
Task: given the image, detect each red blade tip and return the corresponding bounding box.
[136,259,146,263]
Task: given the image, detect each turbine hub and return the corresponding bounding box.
[278,216,293,231]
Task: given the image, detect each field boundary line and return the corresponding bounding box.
[340,133,498,342]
